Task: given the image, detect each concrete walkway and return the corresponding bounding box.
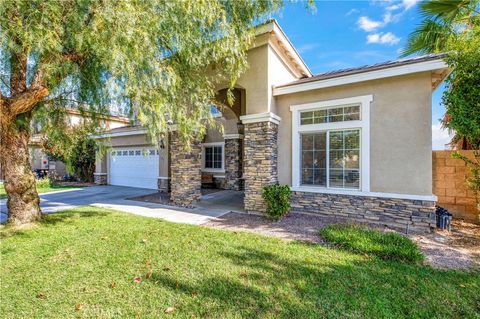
[0,185,243,225]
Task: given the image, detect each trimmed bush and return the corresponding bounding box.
[320,224,424,264]
[36,177,53,188]
[262,184,292,221]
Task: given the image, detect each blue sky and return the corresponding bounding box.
[273,0,452,149]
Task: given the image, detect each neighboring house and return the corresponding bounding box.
[94,20,450,232]
[0,109,130,181]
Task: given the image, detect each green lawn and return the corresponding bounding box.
[1,207,479,318]
[0,183,79,199]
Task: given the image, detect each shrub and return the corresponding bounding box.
[320,224,424,264]
[262,184,292,221]
[36,177,52,189]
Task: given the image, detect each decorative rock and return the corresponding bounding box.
[224,138,243,190]
[243,121,278,213]
[290,191,436,233]
[169,132,202,207]
[94,173,107,185]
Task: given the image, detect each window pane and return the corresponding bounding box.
[329,132,343,150]
[313,150,326,168]
[313,110,327,124]
[302,134,314,150]
[329,150,344,169]
[313,168,327,185]
[300,111,314,125]
[344,170,360,189]
[204,146,223,169]
[328,130,360,189]
[329,169,344,188]
[301,133,326,186]
[345,150,360,169]
[302,168,314,185]
[300,105,360,125]
[344,130,360,149]
[205,147,213,168]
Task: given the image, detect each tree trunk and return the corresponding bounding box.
[1,123,41,225]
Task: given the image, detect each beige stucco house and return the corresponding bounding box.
[94,20,449,232]
[1,109,129,180]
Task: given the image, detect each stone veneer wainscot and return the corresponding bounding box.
[243,121,278,213]
[169,131,202,207]
[290,191,436,233]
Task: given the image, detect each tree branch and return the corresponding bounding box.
[9,86,49,116]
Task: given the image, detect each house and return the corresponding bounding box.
[0,108,130,181]
[94,20,450,232]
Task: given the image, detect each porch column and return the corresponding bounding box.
[169,131,202,207]
[223,134,243,191]
[94,153,108,185]
[240,113,280,213]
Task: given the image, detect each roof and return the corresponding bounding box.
[254,19,312,78]
[278,53,447,87]
[273,53,450,96]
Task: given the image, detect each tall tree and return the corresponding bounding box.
[0,0,284,225]
[401,0,479,56]
[402,0,480,149]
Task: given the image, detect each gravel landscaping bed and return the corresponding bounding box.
[410,219,480,270]
[206,212,480,270]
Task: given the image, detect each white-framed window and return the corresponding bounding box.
[290,95,372,193]
[202,142,224,173]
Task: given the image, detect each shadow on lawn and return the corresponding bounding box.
[150,244,479,318]
[0,208,112,239]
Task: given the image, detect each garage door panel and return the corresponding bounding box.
[109,147,159,189]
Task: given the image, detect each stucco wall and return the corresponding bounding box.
[275,71,433,196]
[236,45,269,115]
[268,45,297,113]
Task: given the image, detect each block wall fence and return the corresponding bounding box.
[432,150,479,224]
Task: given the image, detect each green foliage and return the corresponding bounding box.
[402,0,480,149]
[262,184,292,220]
[0,0,287,144]
[42,124,97,182]
[35,177,52,189]
[320,224,425,264]
[1,206,479,318]
[441,26,480,149]
[401,0,479,56]
[69,135,96,183]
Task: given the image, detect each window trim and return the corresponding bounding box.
[201,142,225,173]
[290,95,372,193]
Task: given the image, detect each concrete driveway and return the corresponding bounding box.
[0,185,240,225]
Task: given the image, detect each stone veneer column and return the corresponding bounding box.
[224,135,243,191]
[169,131,202,207]
[241,113,280,213]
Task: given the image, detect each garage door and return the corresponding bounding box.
[109,147,159,189]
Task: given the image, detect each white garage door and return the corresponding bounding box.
[109,147,159,189]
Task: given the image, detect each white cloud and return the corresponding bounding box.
[402,0,420,10]
[358,16,383,32]
[367,32,400,45]
[358,1,419,34]
[432,123,454,150]
[346,8,359,16]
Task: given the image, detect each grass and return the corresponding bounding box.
[1,207,479,318]
[0,182,79,199]
[320,224,424,264]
